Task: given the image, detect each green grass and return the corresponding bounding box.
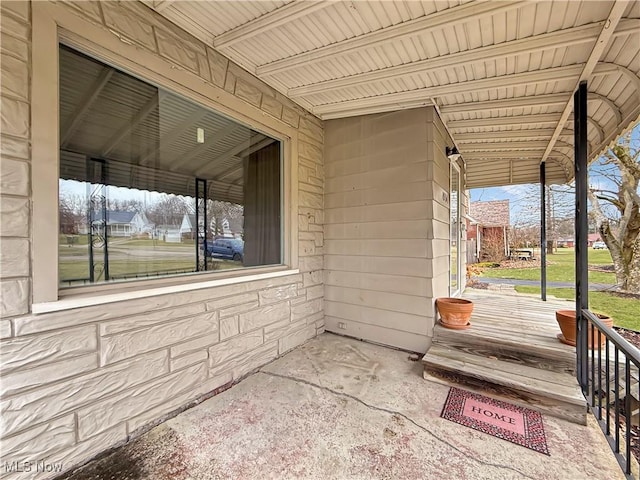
[515,286,640,331]
[480,248,616,284]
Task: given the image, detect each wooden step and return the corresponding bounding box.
[433,320,577,376]
[422,344,587,425]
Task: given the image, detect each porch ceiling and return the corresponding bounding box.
[144,0,640,188]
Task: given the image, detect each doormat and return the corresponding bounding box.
[441,387,549,455]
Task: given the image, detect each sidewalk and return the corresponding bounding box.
[474,276,615,291]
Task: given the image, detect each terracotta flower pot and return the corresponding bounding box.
[555,309,613,348]
[436,298,474,330]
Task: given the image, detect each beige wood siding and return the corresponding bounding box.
[324,107,456,353]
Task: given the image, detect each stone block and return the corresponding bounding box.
[278,324,316,354]
[207,47,228,87]
[1,353,98,397]
[0,324,96,374]
[223,68,236,94]
[298,191,323,209]
[101,311,217,364]
[305,311,324,326]
[0,237,28,278]
[205,291,258,312]
[299,240,316,256]
[55,424,127,478]
[1,54,28,101]
[261,94,283,119]
[208,330,263,367]
[1,1,30,22]
[99,303,206,336]
[0,158,29,196]
[0,415,75,467]
[155,27,201,73]
[210,341,278,379]
[302,270,324,288]
[218,300,260,319]
[239,302,290,333]
[299,140,322,164]
[101,2,156,51]
[0,10,29,40]
[1,134,29,160]
[0,278,28,318]
[170,349,207,372]
[127,372,232,434]
[60,0,103,22]
[234,78,262,107]
[0,96,29,138]
[291,298,323,322]
[299,255,323,273]
[1,350,168,437]
[170,328,219,358]
[219,315,239,340]
[282,106,300,128]
[258,284,298,306]
[264,318,304,343]
[0,196,28,237]
[299,117,324,143]
[77,363,207,440]
[306,284,324,300]
[0,319,11,338]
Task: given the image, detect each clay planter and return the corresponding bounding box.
[555,309,613,348]
[436,298,474,330]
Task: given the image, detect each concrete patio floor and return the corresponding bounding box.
[60,333,623,480]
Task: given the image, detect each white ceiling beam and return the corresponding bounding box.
[455,129,568,141]
[101,92,162,157]
[440,93,569,115]
[61,67,113,148]
[313,64,600,116]
[462,151,545,160]
[257,1,525,76]
[449,114,562,129]
[464,141,553,150]
[288,20,640,98]
[591,107,640,162]
[589,92,622,124]
[319,99,434,120]
[541,1,628,163]
[153,1,173,13]
[214,1,332,49]
[314,61,621,115]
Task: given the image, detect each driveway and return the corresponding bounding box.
[60,334,623,480]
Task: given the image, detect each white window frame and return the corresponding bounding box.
[449,160,462,297]
[31,3,299,310]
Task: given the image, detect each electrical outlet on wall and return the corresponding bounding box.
[337,322,347,330]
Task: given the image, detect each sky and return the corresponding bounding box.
[469,121,640,225]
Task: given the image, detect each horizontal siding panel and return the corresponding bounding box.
[325,163,428,193]
[325,270,428,297]
[325,285,431,317]
[325,200,430,224]
[324,255,431,278]
[324,183,428,209]
[325,239,427,257]
[325,301,428,336]
[324,220,429,240]
[325,316,430,353]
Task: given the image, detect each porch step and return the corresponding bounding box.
[422,344,587,425]
[432,317,576,376]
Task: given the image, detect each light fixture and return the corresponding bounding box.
[446,146,461,161]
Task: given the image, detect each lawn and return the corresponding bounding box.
[480,248,616,284]
[516,285,640,331]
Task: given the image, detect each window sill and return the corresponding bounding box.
[32,268,300,314]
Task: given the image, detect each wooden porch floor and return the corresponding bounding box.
[422,289,588,424]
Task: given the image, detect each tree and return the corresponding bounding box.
[588,132,640,293]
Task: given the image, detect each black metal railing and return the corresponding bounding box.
[579,309,640,479]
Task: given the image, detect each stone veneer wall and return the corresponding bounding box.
[0,1,324,477]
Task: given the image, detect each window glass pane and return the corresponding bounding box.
[59,45,282,288]
[450,165,460,295]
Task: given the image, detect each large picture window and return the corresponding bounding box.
[58,45,282,288]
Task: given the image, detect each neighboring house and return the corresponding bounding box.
[91,210,153,238]
[155,224,182,243]
[180,214,197,239]
[557,234,601,248]
[468,200,510,261]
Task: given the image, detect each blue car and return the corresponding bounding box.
[204,238,244,261]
